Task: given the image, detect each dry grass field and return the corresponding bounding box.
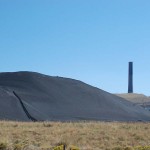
[0,121,150,150]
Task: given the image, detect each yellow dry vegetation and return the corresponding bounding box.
[53,145,65,150]
[0,121,150,150]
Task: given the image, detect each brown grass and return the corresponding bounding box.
[0,121,150,150]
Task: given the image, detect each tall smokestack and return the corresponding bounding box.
[128,62,133,93]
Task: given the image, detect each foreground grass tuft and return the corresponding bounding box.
[0,142,7,150]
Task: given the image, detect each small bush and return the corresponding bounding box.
[124,147,134,150]
[13,141,28,150]
[134,146,150,150]
[112,146,134,150]
[14,143,23,150]
[43,123,53,128]
[112,146,122,150]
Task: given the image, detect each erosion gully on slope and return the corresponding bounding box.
[13,91,37,122]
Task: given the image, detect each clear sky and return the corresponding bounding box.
[0,0,150,95]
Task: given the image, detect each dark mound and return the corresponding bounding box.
[0,71,150,122]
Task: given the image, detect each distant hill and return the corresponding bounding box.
[116,93,150,111]
[0,71,150,122]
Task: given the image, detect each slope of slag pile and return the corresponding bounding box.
[0,88,29,121]
[0,71,150,121]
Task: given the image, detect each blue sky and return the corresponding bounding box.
[0,0,150,95]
